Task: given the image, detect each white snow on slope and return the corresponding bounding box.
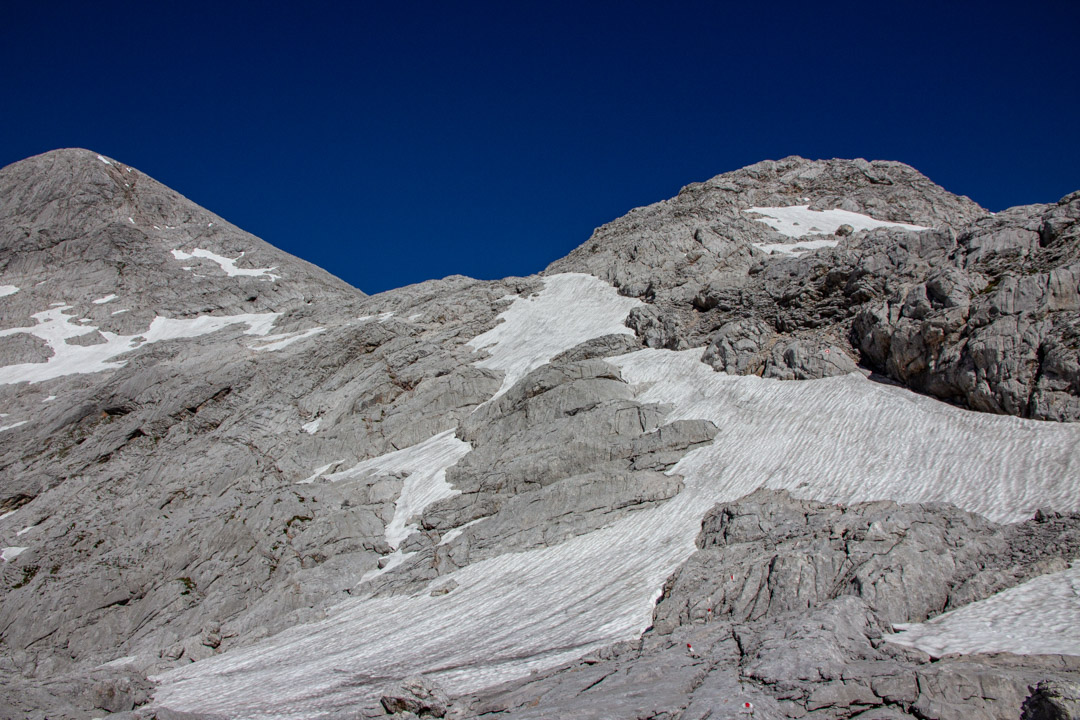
[611,349,1079,524]
[172,248,280,281]
[297,460,344,485]
[0,285,18,297]
[0,420,28,432]
[356,312,394,323]
[326,430,471,549]
[252,327,325,352]
[1,547,28,562]
[152,348,1080,720]
[0,306,280,385]
[467,273,642,400]
[301,418,322,435]
[746,205,929,238]
[92,294,118,304]
[888,562,1080,657]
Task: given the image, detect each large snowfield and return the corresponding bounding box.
[150,273,1080,719]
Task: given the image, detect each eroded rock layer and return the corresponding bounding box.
[0,149,1078,720]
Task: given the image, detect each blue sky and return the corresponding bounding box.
[2,1,1078,293]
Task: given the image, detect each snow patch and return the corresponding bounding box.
[1,547,28,562]
[172,248,280,281]
[301,417,322,435]
[0,285,18,298]
[328,430,471,549]
[754,239,842,255]
[92,294,118,304]
[0,420,28,432]
[438,517,487,546]
[360,549,415,583]
[111,309,129,315]
[0,306,280,385]
[745,206,929,249]
[97,155,111,165]
[611,349,1079,524]
[356,312,395,323]
[297,460,345,485]
[889,562,1080,657]
[252,327,325,352]
[467,273,642,400]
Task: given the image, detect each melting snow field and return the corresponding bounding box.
[0,285,18,297]
[467,273,642,399]
[172,248,280,281]
[153,341,1080,719]
[889,562,1080,657]
[745,206,929,255]
[0,306,280,384]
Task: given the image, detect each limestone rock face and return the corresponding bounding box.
[1,149,1078,720]
[551,157,1080,420]
[459,491,1080,720]
[380,675,450,717]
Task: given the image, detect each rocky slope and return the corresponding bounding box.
[0,149,1078,720]
[552,156,1080,420]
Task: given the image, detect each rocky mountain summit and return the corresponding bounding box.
[553,156,1080,421]
[0,149,1078,720]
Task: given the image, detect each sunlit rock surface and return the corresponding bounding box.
[1,149,1078,719]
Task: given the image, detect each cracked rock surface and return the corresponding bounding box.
[456,490,1080,720]
[1,149,1078,719]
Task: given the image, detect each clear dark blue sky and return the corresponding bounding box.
[3,1,1078,293]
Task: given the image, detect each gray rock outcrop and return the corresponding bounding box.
[551,157,1080,420]
[1,149,1077,719]
[456,490,1080,720]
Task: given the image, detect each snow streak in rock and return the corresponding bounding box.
[252,327,325,352]
[1,547,28,562]
[889,562,1080,657]
[0,306,281,384]
[467,273,642,400]
[326,430,471,550]
[745,205,929,238]
[171,248,280,280]
[754,239,846,255]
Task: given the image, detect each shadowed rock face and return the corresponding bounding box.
[0,150,1078,720]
